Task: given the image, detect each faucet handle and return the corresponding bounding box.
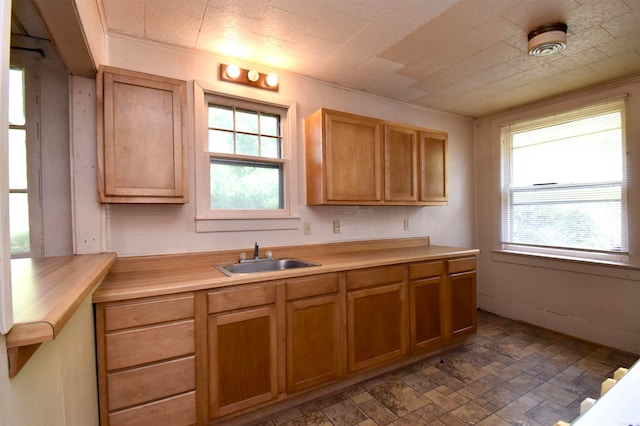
[239,252,246,262]
[266,250,273,259]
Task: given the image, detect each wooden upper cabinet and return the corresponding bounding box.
[419,130,448,204]
[384,124,418,202]
[305,108,447,206]
[305,109,383,205]
[97,66,188,203]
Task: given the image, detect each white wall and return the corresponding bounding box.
[83,34,476,256]
[474,76,640,354]
[0,295,99,426]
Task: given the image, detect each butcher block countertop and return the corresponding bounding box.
[93,237,479,304]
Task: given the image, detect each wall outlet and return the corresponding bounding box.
[404,219,410,231]
[303,222,312,235]
[333,220,341,234]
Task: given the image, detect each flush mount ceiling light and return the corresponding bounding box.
[527,23,567,56]
[219,64,279,91]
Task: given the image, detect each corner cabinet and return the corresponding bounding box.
[305,108,448,206]
[97,66,188,203]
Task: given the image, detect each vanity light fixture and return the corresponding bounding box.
[527,22,568,56]
[219,63,279,91]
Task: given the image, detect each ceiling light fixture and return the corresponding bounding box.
[527,23,567,57]
[219,64,279,91]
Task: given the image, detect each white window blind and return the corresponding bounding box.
[501,98,628,261]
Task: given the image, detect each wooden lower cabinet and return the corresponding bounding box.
[95,293,198,426]
[409,261,445,351]
[447,257,477,338]
[346,265,408,373]
[96,256,477,424]
[285,273,346,393]
[207,284,281,420]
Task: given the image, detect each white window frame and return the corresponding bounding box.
[9,54,44,259]
[500,98,628,264]
[193,81,299,232]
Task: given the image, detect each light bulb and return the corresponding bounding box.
[225,64,240,79]
[265,73,278,87]
[247,70,259,82]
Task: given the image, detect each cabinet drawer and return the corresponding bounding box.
[108,391,197,426]
[106,320,194,371]
[409,261,443,280]
[347,265,406,291]
[286,273,340,300]
[447,257,476,274]
[208,284,277,314]
[104,294,194,331]
[107,356,195,411]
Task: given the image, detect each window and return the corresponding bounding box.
[8,57,42,258]
[194,89,299,231]
[208,103,284,210]
[500,98,627,262]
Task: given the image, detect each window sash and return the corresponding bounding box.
[198,92,292,220]
[501,98,628,259]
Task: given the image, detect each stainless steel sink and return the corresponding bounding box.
[215,258,320,276]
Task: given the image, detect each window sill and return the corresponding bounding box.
[492,249,640,281]
[5,253,116,377]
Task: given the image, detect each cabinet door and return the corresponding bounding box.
[324,111,383,203]
[449,271,477,338]
[347,281,408,373]
[287,293,345,393]
[98,66,187,203]
[208,306,278,418]
[384,125,418,202]
[419,131,447,204]
[410,276,444,351]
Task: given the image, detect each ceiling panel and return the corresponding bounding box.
[96,0,640,117]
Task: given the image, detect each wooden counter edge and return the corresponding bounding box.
[5,252,116,378]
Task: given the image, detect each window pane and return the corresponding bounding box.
[261,136,280,158]
[511,200,622,251]
[236,109,258,133]
[8,129,28,189]
[209,129,234,153]
[236,133,259,156]
[260,113,279,136]
[512,126,622,186]
[9,68,25,126]
[9,193,30,254]
[210,160,282,209]
[208,105,233,130]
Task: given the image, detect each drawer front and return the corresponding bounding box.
[347,265,406,291]
[106,320,194,371]
[447,257,476,274]
[108,391,197,426]
[107,356,195,411]
[286,273,340,300]
[208,284,277,314]
[409,261,443,280]
[104,294,194,331]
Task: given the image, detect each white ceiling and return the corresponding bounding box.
[98,0,640,117]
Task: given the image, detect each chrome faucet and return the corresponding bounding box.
[253,242,259,260]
